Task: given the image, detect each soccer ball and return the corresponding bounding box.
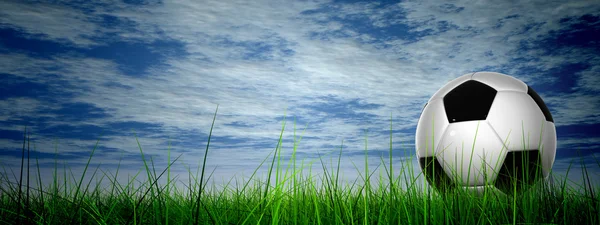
[415,72,557,195]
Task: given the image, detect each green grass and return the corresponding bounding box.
[0,105,599,225]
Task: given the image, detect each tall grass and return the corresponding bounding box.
[0,106,598,224]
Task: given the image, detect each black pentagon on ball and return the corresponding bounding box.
[443,80,497,123]
[527,86,554,122]
[493,150,543,194]
[419,157,455,193]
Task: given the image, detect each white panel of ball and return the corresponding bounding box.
[541,121,557,178]
[472,72,528,92]
[486,91,546,151]
[415,98,449,158]
[437,121,507,186]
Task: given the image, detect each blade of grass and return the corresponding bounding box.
[194,104,219,225]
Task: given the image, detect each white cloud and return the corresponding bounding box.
[546,93,600,126]
[0,1,102,47]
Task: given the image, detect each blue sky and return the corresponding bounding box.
[0,0,599,195]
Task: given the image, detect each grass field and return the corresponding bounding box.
[1,106,598,224]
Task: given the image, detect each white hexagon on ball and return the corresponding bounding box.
[415,72,557,195]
